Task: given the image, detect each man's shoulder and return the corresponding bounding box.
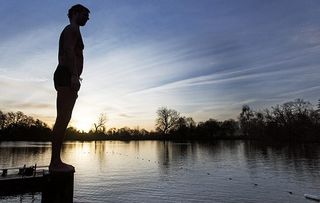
[62,25,79,35]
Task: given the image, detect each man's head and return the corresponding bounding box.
[68,4,90,26]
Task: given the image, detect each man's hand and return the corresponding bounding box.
[71,75,81,91]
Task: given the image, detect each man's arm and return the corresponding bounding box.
[62,26,81,91]
[62,26,79,77]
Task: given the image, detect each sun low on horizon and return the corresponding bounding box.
[1,0,320,132]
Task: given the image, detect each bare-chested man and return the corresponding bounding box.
[50,4,90,172]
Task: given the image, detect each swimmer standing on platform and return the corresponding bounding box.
[50,4,90,172]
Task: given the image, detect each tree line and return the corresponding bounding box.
[239,99,320,142]
[0,98,319,142]
[0,111,51,141]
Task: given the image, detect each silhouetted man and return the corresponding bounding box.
[50,4,90,172]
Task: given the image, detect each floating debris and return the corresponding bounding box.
[304,194,320,202]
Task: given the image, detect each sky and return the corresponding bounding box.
[1,0,320,132]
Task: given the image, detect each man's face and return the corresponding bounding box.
[76,11,89,26]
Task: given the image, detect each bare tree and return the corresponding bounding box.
[239,105,254,136]
[0,111,6,130]
[185,117,196,128]
[3,111,35,128]
[155,107,180,134]
[93,113,107,133]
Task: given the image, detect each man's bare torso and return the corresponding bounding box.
[58,25,84,77]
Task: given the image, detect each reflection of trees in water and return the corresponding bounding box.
[133,140,140,153]
[156,141,219,174]
[0,145,50,168]
[94,141,107,169]
[157,141,170,173]
[242,141,320,177]
[155,140,320,182]
[60,141,109,170]
[62,141,107,157]
[206,140,238,155]
[156,141,224,168]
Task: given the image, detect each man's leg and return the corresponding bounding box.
[50,87,78,172]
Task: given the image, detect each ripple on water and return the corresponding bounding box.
[1,140,320,203]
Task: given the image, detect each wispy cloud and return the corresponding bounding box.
[1,100,53,109]
[1,1,320,130]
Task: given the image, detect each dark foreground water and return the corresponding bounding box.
[0,140,319,203]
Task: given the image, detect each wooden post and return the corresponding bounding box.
[42,171,75,203]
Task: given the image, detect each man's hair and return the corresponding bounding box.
[68,4,90,19]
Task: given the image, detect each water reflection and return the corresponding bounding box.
[242,141,320,183]
[0,142,51,168]
[0,140,319,203]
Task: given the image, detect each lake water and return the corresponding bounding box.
[0,140,319,203]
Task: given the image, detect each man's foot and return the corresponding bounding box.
[49,162,75,173]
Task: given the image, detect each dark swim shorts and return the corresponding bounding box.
[54,65,71,90]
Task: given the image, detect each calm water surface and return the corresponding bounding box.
[0,140,319,203]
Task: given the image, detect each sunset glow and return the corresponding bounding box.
[1,1,320,132]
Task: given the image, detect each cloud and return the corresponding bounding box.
[127,63,305,96]
[1,100,53,109]
[118,113,134,118]
[1,1,320,130]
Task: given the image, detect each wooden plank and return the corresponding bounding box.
[0,165,48,170]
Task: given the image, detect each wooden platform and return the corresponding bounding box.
[0,165,74,203]
[0,165,48,195]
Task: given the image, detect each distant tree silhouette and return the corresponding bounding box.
[156,107,180,134]
[0,111,51,141]
[239,105,254,137]
[220,119,239,137]
[239,99,320,142]
[196,119,221,138]
[1,98,318,142]
[107,127,116,136]
[172,116,196,138]
[0,111,6,130]
[93,113,107,133]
